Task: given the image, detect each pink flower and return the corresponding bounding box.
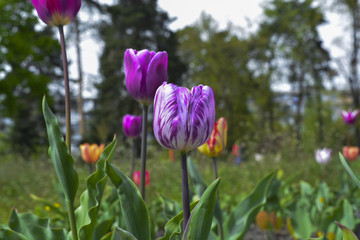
[30,0,81,26]
[341,109,359,125]
[315,148,332,164]
[133,170,150,187]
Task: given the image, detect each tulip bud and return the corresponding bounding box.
[133,170,150,187]
[315,148,332,164]
[30,0,81,26]
[343,146,359,161]
[80,143,105,164]
[341,109,359,125]
[153,82,215,152]
[124,49,168,105]
[198,117,227,157]
[122,114,142,138]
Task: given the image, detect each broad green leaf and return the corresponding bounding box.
[8,209,67,240]
[223,171,276,240]
[187,157,223,224]
[339,153,360,190]
[112,227,138,240]
[336,222,359,240]
[306,236,324,240]
[287,197,314,239]
[157,201,199,240]
[106,162,150,240]
[75,137,117,240]
[183,178,221,240]
[0,228,26,240]
[42,96,79,204]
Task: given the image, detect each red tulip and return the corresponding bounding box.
[133,170,150,187]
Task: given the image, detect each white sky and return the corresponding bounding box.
[66,0,350,96]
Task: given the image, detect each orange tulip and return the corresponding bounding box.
[80,143,105,164]
[343,146,359,161]
[198,117,227,157]
[256,211,283,232]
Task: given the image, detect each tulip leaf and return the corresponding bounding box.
[0,228,26,240]
[7,209,67,240]
[42,96,79,204]
[106,162,151,240]
[336,222,359,240]
[339,153,360,190]
[187,157,223,225]
[306,236,324,240]
[183,178,221,240]
[75,137,117,239]
[223,171,276,240]
[157,201,199,240]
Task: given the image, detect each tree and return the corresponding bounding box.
[0,0,62,158]
[90,0,186,142]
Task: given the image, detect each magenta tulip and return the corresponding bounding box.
[341,109,359,124]
[124,49,168,105]
[123,114,142,138]
[153,82,215,152]
[30,0,81,26]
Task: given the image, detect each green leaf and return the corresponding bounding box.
[306,236,324,240]
[339,153,360,190]
[75,137,117,240]
[157,201,199,240]
[106,162,151,240]
[7,209,67,240]
[336,222,359,240]
[112,227,138,240]
[42,96,79,204]
[223,171,276,240]
[183,178,221,240]
[0,228,26,240]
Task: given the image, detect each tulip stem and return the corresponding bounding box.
[58,26,71,153]
[67,200,78,240]
[181,152,190,232]
[212,157,224,240]
[130,139,136,177]
[140,105,148,200]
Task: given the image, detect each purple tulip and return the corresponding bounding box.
[124,49,168,105]
[341,109,359,124]
[30,0,81,26]
[123,114,142,138]
[153,82,215,152]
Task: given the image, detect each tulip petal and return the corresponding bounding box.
[146,51,168,100]
[124,49,142,100]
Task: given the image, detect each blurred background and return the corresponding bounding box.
[1,0,360,226]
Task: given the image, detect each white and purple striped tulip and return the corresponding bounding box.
[153,82,215,152]
[124,49,168,105]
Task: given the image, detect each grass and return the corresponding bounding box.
[0,143,358,225]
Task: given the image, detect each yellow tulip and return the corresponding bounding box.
[80,143,105,164]
[198,117,227,157]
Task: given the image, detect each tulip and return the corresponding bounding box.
[30,0,81,26]
[133,170,150,187]
[341,109,359,125]
[315,148,332,164]
[80,143,105,164]
[343,146,359,161]
[153,82,215,152]
[124,49,168,105]
[153,82,215,231]
[198,117,227,158]
[123,114,142,138]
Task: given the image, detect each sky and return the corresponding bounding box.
[66,0,349,96]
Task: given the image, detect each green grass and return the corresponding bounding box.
[0,144,357,224]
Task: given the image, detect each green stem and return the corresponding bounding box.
[212,157,224,240]
[130,139,136,178]
[181,151,190,232]
[58,26,71,153]
[140,105,148,200]
[66,200,78,240]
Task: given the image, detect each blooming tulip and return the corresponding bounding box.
[315,148,332,164]
[133,170,150,187]
[124,49,168,105]
[198,117,227,157]
[30,0,81,26]
[123,114,142,138]
[343,146,359,161]
[153,82,215,152]
[341,109,359,124]
[80,143,105,164]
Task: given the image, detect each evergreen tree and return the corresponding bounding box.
[90,0,186,142]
